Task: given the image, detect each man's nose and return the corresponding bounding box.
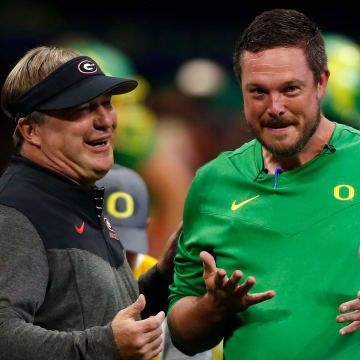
[94,106,116,129]
[267,93,285,118]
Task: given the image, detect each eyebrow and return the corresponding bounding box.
[245,79,306,90]
[282,80,306,87]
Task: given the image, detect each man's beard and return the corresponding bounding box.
[247,107,321,158]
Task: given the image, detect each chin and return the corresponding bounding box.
[82,170,108,186]
[94,165,112,178]
[95,155,113,170]
[265,141,304,157]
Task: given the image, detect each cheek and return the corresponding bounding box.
[293,95,318,119]
[243,98,264,123]
[111,113,117,129]
[287,99,305,116]
[39,126,84,150]
[38,128,61,147]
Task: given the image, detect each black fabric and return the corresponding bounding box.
[11,56,138,119]
[139,265,171,319]
[0,156,125,268]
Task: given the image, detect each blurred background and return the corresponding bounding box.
[1,1,360,258]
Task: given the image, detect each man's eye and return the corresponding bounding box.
[251,89,265,95]
[75,106,89,113]
[286,86,298,92]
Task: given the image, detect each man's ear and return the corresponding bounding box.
[317,68,330,100]
[17,117,41,147]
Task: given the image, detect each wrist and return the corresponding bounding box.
[200,293,233,324]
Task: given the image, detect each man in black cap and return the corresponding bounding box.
[0,46,176,360]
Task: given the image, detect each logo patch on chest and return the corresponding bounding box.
[231,195,260,211]
[104,217,119,240]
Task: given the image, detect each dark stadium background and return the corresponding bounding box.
[1,1,359,173]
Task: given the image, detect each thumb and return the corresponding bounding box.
[116,294,146,320]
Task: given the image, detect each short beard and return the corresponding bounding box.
[248,107,321,158]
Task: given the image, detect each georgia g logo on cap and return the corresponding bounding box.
[78,60,98,74]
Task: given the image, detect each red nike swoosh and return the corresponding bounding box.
[75,221,85,234]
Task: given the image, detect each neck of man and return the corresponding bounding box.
[262,117,335,174]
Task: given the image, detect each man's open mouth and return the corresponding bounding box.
[263,122,293,130]
[85,139,108,147]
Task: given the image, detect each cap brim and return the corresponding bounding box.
[113,226,148,254]
[36,75,138,111]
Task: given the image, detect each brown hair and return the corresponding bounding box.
[1,46,81,151]
[233,9,327,85]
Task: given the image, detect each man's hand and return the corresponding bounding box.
[157,221,183,281]
[200,251,275,314]
[337,290,360,335]
[167,251,275,353]
[111,294,165,360]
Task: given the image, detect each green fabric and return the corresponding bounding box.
[169,122,360,359]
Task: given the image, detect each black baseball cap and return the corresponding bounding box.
[96,165,149,254]
[11,56,138,121]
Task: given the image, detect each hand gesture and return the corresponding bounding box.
[337,290,360,335]
[200,251,275,314]
[111,294,165,360]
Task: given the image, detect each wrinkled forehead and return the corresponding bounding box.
[240,47,312,85]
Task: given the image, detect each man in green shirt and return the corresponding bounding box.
[168,9,360,359]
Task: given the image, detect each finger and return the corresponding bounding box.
[200,251,217,276]
[235,276,256,297]
[337,310,360,323]
[223,270,243,292]
[214,268,228,288]
[339,321,360,335]
[145,341,163,360]
[245,290,276,307]
[140,325,163,345]
[138,334,163,360]
[116,294,146,320]
[138,311,165,333]
[339,298,360,313]
[148,334,163,350]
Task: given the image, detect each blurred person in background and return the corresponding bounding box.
[0,45,178,360]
